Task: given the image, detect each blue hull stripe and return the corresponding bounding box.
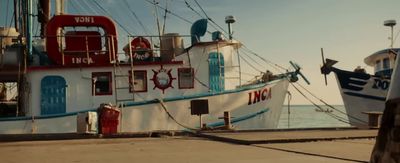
[0,109,97,122]
[344,92,386,101]
[206,108,270,128]
[123,82,274,107]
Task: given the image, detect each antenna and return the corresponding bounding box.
[225,15,236,40]
[384,20,396,48]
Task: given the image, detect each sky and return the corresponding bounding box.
[2,0,400,104]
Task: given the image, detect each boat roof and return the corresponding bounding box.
[364,48,400,66]
[186,39,242,51]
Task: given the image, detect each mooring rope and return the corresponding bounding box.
[156,99,198,131]
[294,82,369,125]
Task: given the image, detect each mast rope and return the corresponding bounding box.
[239,55,264,73]
[241,45,288,71]
[240,49,266,68]
[184,0,223,35]
[193,0,229,35]
[123,0,151,35]
[144,0,193,24]
[156,98,198,131]
[294,82,368,124]
[161,0,169,35]
[5,0,10,26]
[184,1,203,19]
[289,82,355,125]
[91,0,133,35]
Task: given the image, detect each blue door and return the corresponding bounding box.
[209,52,225,92]
[41,76,67,115]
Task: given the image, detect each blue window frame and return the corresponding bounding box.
[208,52,225,92]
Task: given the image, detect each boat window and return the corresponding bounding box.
[62,27,107,56]
[129,70,147,92]
[375,60,381,71]
[178,68,194,89]
[92,72,112,96]
[383,58,390,69]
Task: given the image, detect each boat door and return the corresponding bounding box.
[209,52,225,92]
[40,76,67,115]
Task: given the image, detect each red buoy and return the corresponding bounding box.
[123,37,153,61]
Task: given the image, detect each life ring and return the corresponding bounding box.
[126,37,153,61]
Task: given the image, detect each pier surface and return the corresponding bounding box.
[0,129,377,163]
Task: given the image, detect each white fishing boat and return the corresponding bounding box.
[321,20,398,127]
[0,0,305,134]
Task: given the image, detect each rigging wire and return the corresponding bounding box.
[69,0,84,14]
[156,98,198,131]
[152,0,162,41]
[161,0,169,35]
[4,8,14,36]
[239,55,264,73]
[81,0,102,15]
[241,45,288,71]
[183,0,289,74]
[123,0,150,35]
[239,49,267,68]
[184,0,221,34]
[294,82,368,124]
[234,70,259,77]
[91,0,132,35]
[289,82,354,125]
[184,0,203,19]
[240,49,284,74]
[144,0,193,24]
[193,0,228,35]
[5,0,10,26]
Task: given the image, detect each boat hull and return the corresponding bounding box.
[0,79,289,134]
[333,69,388,127]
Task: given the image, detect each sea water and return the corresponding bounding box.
[278,105,350,129]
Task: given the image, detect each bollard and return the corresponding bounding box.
[362,111,383,128]
[224,111,231,129]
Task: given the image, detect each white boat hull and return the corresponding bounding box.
[333,69,388,127]
[0,80,289,134]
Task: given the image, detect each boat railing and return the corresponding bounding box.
[45,34,117,65]
[48,35,113,53]
[45,34,195,64]
[125,35,192,62]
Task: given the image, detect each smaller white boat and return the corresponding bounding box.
[321,20,399,127]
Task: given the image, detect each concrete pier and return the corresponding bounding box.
[0,129,377,163]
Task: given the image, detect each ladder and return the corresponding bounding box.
[112,37,135,106]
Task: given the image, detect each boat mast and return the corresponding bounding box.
[153,0,162,48]
[55,0,65,15]
[26,0,32,60]
[13,0,19,32]
[38,0,50,38]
